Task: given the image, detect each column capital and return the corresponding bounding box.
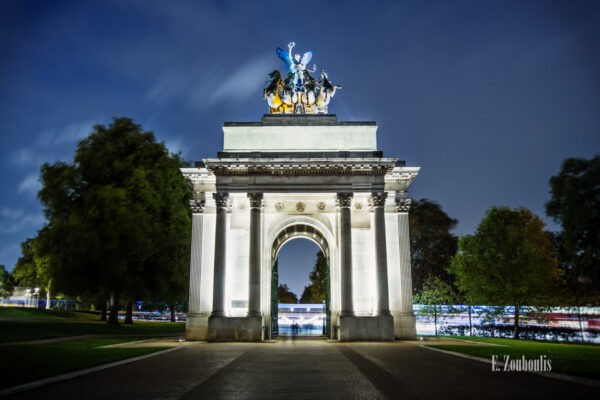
[395,198,411,212]
[336,192,353,208]
[369,192,387,208]
[213,192,230,209]
[247,192,264,209]
[189,199,206,213]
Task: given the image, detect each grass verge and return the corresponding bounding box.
[0,307,185,343]
[0,337,171,389]
[427,336,600,380]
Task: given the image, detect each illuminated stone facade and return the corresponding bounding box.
[182,114,419,341]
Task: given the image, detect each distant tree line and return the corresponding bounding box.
[6,118,192,325]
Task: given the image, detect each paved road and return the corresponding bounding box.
[6,338,596,400]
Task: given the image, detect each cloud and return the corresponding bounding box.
[0,243,20,270]
[9,119,99,169]
[0,209,46,234]
[0,207,25,220]
[9,149,37,167]
[207,54,274,105]
[147,53,274,108]
[17,174,41,196]
[36,120,97,146]
[147,70,190,104]
[163,137,184,155]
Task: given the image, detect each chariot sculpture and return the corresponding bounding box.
[264,42,341,114]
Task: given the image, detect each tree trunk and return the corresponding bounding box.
[100,302,107,321]
[170,304,176,322]
[107,293,120,326]
[514,305,520,339]
[45,280,52,310]
[434,307,438,336]
[468,305,472,337]
[124,301,134,324]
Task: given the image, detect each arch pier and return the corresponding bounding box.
[182,114,419,341]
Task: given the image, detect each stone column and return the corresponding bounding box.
[370,192,391,316]
[188,199,206,315]
[337,192,354,317]
[393,191,417,339]
[247,192,263,317]
[211,192,229,318]
[187,199,209,340]
[396,195,413,314]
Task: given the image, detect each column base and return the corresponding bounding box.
[208,315,263,342]
[338,315,394,341]
[186,313,210,341]
[392,311,417,340]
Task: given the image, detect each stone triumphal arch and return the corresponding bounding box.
[182,114,419,341]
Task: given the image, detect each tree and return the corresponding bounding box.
[546,155,600,305]
[38,117,192,325]
[299,251,328,303]
[414,276,455,336]
[0,265,15,298]
[12,237,52,308]
[278,284,298,303]
[409,199,458,295]
[12,239,38,287]
[448,206,562,339]
[299,286,314,304]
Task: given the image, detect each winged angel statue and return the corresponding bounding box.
[264,42,341,114]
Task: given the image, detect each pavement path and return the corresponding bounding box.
[4,338,596,400]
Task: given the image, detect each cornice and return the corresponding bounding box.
[203,158,397,176]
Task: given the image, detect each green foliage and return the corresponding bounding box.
[409,199,458,295]
[546,154,600,304]
[416,276,456,306]
[12,239,38,287]
[299,251,327,303]
[448,206,562,338]
[12,237,51,296]
[37,117,192,317]
[414,276,456,335]
[0,266,15,298]
[277,284,298,303]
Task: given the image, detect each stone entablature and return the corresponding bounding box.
[204,158,396,176]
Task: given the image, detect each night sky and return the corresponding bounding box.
[1,1,599,297]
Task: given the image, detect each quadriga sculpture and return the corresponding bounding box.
[262,42,341,114]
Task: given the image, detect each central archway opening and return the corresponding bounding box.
[270,224,331,339]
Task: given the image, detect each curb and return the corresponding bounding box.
[0,346,181,397]
[420,344,600,389]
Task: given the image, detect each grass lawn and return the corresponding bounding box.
[0,307,185,343]
[427,336,600,380]
[0,307,100,319]
[0,337,172,389]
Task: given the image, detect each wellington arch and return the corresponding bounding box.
[181,114,420,341]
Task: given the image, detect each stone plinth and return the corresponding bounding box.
[186,313,210,340]
[208,316,263,342]
[338,315,394,341]
[392,311,417,340]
